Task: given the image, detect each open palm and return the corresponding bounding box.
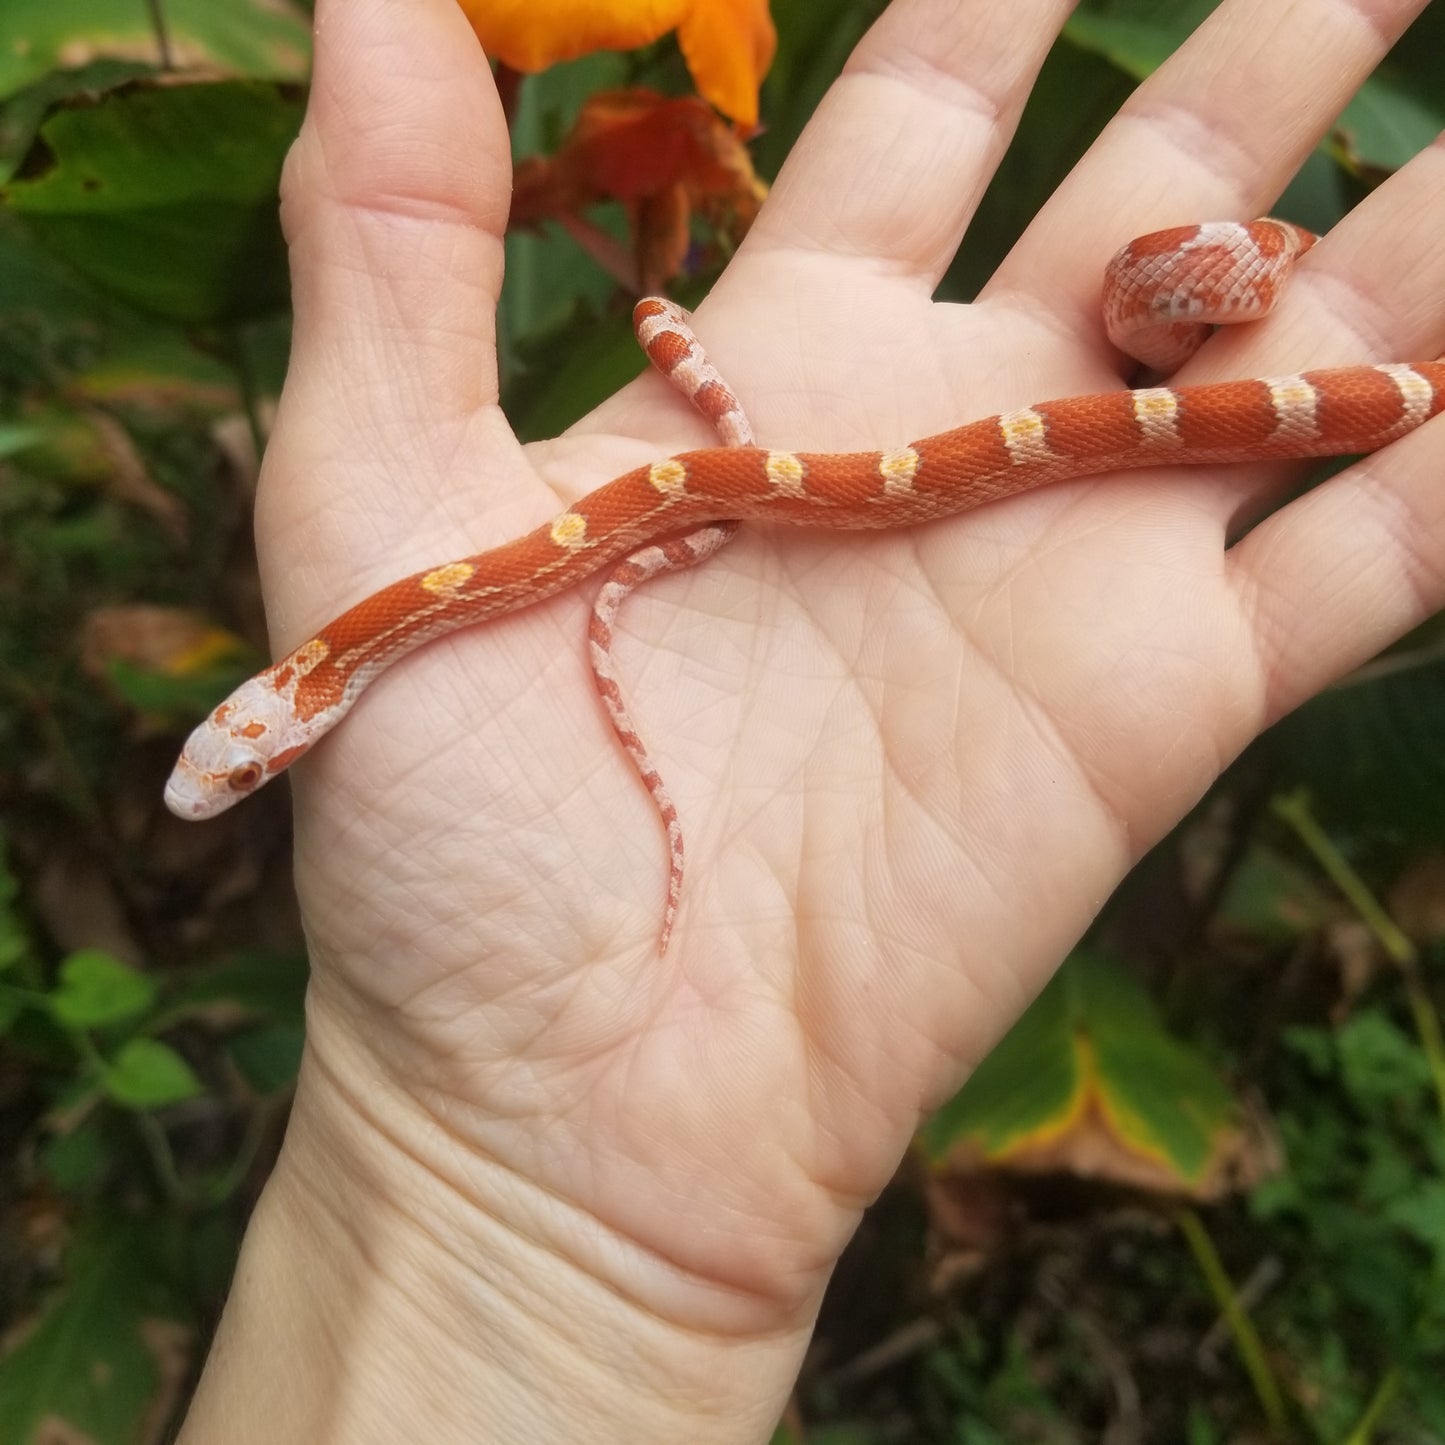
[229,0,1445,1430]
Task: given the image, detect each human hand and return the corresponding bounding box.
[182,0,1445,1438]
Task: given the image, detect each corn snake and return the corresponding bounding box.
[165,219,1445,951]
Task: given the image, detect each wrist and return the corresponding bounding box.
[180,1008,815,1444]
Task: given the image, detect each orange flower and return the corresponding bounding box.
[457,0,775,128]
[511,89,767,292]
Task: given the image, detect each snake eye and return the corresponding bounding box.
[227,763,264,793]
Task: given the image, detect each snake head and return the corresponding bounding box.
[164,675,303,820]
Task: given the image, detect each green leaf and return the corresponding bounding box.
[0,59,153,186]
[0,422,48,459]
[2,80,302,324]
[1282,1024,1336,1076]
[1335,71,1445,173]
[1064,1,1223,79]
[71,328,242,410]
[1336,1009,1431,1105]
[1215,843,1334,943]
[105,652,258,721]
[0,208,231,393]
[103,1038,203,1109]
[0,0,310,103]
[0,203,113,323]
[1186,1403,1226,1445]
[41,1115,115,1193]
[226,1020,304,1096]
[920,952,1239,1193]
[504,298,646,442]
[0,826,31,979]
[1382,1183,1445,1256]
[0,1214,190,1445]
[1267,647,1445,839]
[48,949,155,1028]
[155,948,308,1029]
[920,969,1078,1158]
[498,50,626,384]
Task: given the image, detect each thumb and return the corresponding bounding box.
[258,0,516,644]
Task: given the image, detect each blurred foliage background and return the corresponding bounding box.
[1,1,1444,1440]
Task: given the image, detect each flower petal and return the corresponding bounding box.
[676,0,776,127]
[457,0,688,72]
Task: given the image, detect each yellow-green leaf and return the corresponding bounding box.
[920,952,1244,1196]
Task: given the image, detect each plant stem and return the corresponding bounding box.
[145,0,173,69]
[133,1107,189,1205]
[222,324,268,469]
[1270,791,1412,963]
[1340,1367,1399,1445]
[1272,790,1445,1128]
[1174,1206,1288,1432]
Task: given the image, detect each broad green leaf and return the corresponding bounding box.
[155,948,308,1029]
[920,952,1239,1194]
[48,949,155,1028]
[505,299,647,442]
[0,208,242,399]
[1067,1,1442,173]
[1063,1,1222,77]
[72,329,241,410]
[0,1214,190,1445]
[1268,650,1445,840]
[2,81,302,324]
[103,1038,203,1109]
[1339,5,1445,171]
[1335,72,1445,173]
[0,204,119,323]
[0,0,310,102]
[0,59,152,185]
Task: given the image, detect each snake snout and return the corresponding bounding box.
[163,736,258,821]
[163,761,215,820]
[163,675,295,820]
